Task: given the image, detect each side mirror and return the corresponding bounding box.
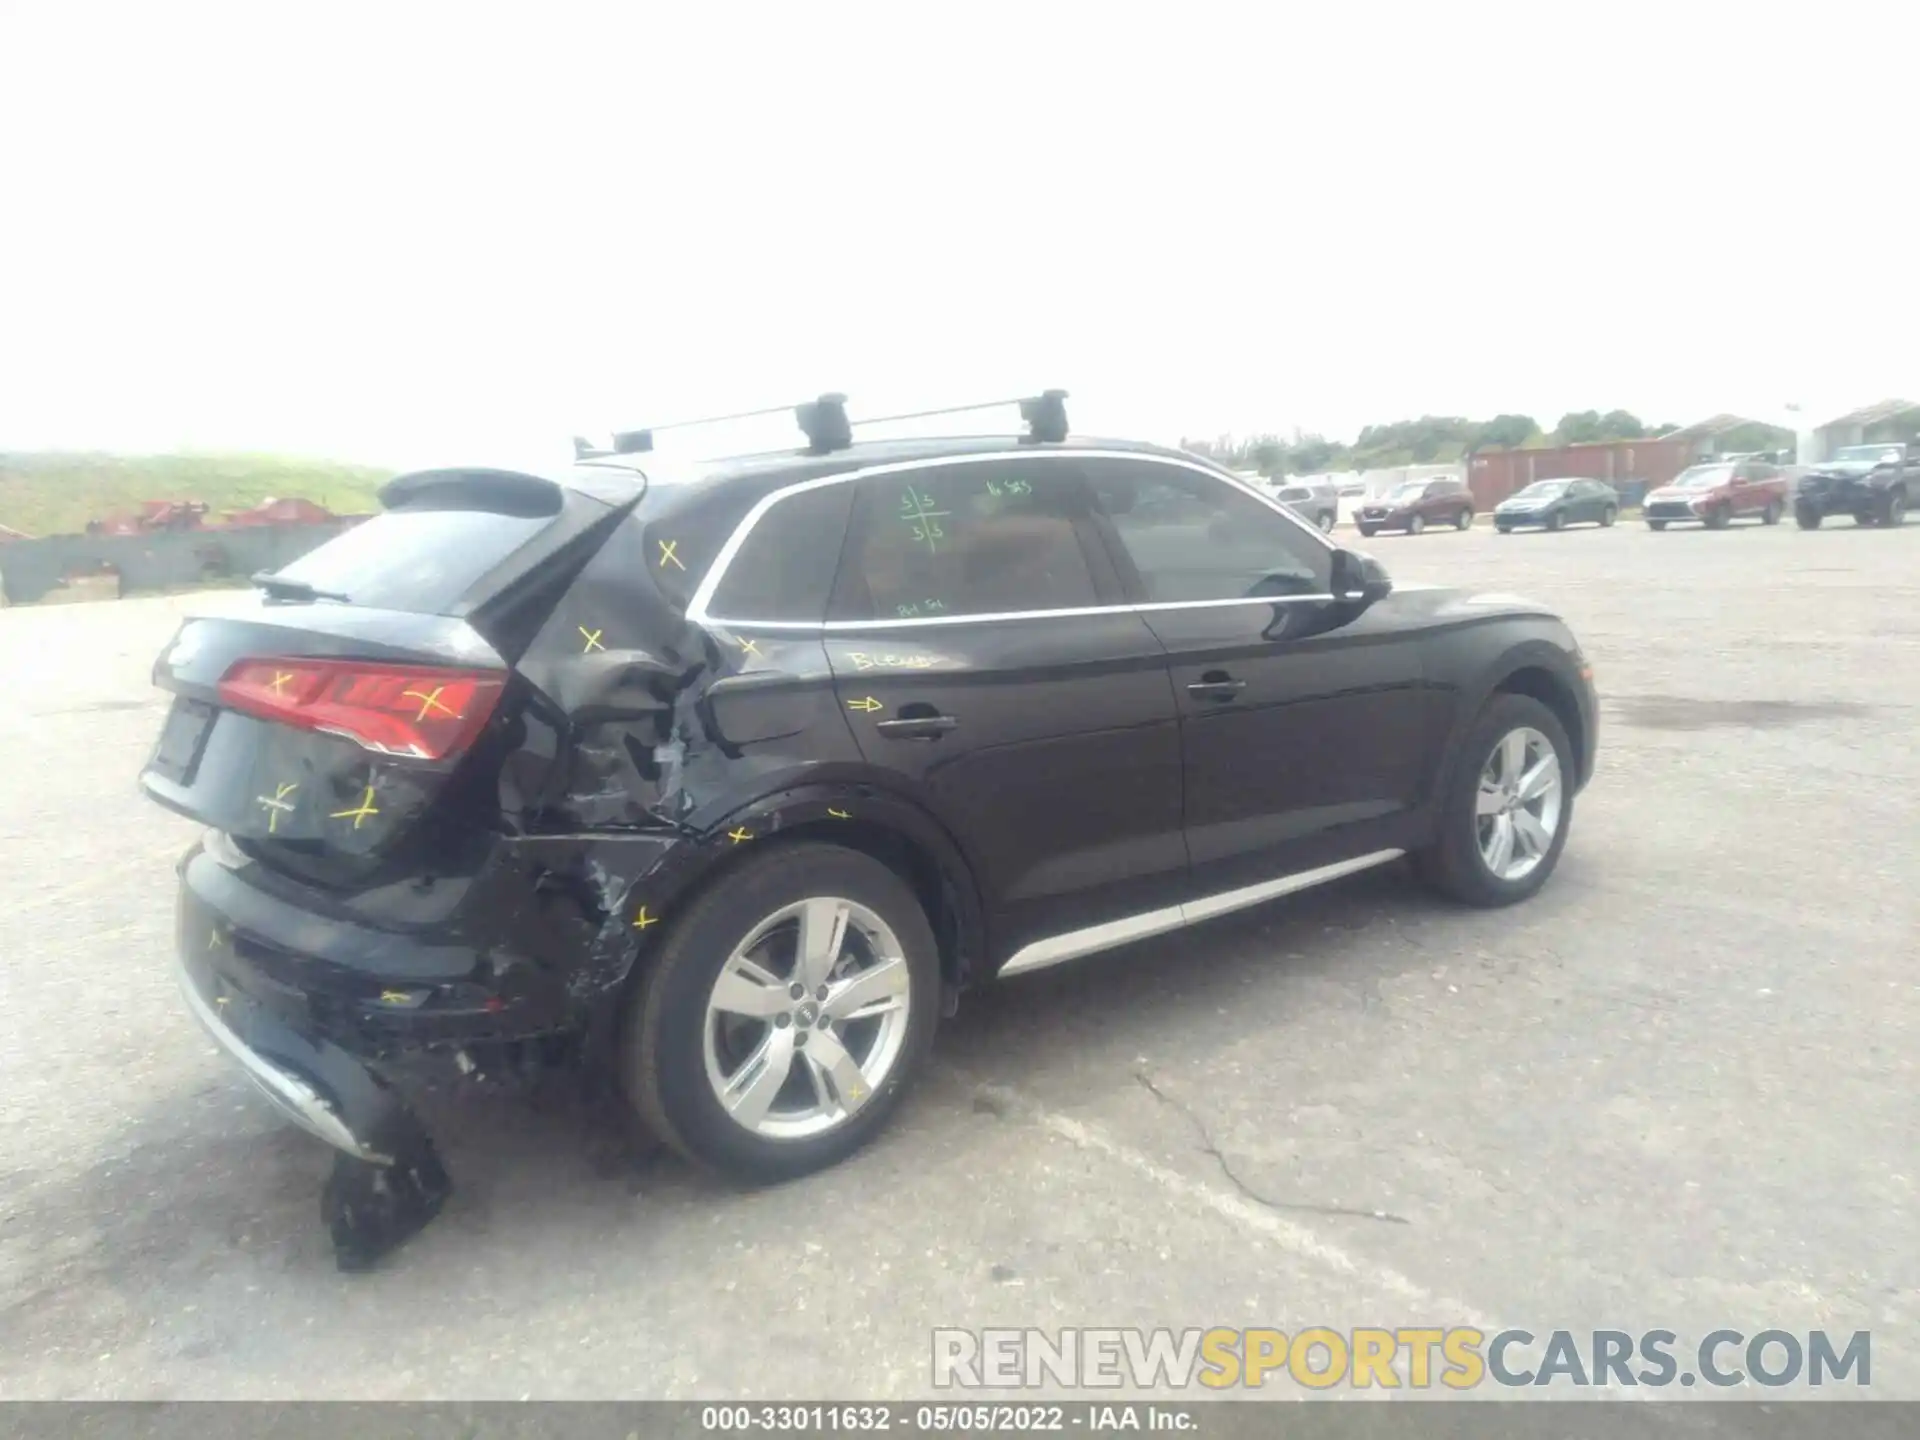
[1329,548,1392,611]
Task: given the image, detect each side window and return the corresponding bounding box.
[829,461,1104,621]
[705,482,854,623]
[1085,459,1332,603]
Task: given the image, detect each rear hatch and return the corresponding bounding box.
[142,466,639,883]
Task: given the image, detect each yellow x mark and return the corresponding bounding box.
[329,785,381,829]
[657,539,685,571]
[737,637,762,659]
[579,626,605,653]
[268,670,296,697]
[727,827,753,844]
[401,685,458,721]
[632,906,659,931]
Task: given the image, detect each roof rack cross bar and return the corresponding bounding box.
[573,388,1070,462]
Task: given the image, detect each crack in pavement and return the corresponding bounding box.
[1133,1071,1411,1226]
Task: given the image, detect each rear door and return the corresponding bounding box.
[819,454,1186,960]
[1083,456,1432,902]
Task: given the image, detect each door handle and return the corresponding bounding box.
[1186,675,1247,702]
[876,715,959,740]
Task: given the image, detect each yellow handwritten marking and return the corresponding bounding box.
[378,989,413,1006]
[268,670,296,697]
[846,696,883,713]
[727,826,754,844]
[657,539,685,571]
[828,807,851,820]
[401,685,457,721]
[214,994,230,1011]
[329,785,381,830]
[579,626,605,653]
[849,652,936,672]
[207,927,223,952]
[737,637,762,659]
[255,780,299,834]
[632,906,659,931]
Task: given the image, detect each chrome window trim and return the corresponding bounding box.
[998,848,1405,977]
[688,447,1340,630]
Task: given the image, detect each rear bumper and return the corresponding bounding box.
[174,936,396,1160]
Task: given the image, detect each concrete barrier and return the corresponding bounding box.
[0,522,355,606]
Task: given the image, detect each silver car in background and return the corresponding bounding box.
[1269,481,1339,532]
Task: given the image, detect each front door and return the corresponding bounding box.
[1082,457,1433,903]
[822,455,1187,962]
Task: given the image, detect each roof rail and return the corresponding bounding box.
[572,389,1070,460]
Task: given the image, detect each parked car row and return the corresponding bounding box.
[1271,442,1916,540]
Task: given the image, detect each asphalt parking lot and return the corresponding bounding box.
[1,516,1915,1403]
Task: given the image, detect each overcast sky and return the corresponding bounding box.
[1,2,1913,469]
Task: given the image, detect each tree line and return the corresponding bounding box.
[1179,410,1781,479]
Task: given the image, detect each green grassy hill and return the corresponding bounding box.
[0,452,393,538]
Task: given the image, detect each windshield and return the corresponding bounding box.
[1512,481,1569,500]
[1388,482,1429,500]
[1670,465,1733,490]
[1832,445,1903,464]
[1275,487,1311,501]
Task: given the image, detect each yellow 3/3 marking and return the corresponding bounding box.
[401,685,458,721]
[632,906,659,931]
[268,670,296,697]
[329,785,381,830]
[657,539,685,571]
[727,827,754,844]
[579,626,605,653]
[254,780,299,834]
[846,696,883,713]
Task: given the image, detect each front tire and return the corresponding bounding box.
[1648,519,1668,531]
[1881,489,1907,527]
[1600,507,1617,528]
[1705,505,1731,530]
[1408,514,1426,536]
[1761,499,1782,525]
[1415,693,1574,908]
[1455,509,1473,531]
[1356,524,1378,539]
[622,843,940,1184]
[1795,506,1823,530]
[1317,511,1335,533]
[1546,510,1565,532]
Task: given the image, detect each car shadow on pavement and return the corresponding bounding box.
[1,861,1498,1321]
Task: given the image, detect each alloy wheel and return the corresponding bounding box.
[703,897,912,1140]
[1475,727,1563,882]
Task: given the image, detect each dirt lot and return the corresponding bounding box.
[1,517,1915,1402]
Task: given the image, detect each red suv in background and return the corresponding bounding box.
[1355,476,1475,537]
[1642,458,1788,530]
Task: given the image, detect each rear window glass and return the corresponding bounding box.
[270,507,550,612]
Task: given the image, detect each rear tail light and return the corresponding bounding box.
[218,659,505,761]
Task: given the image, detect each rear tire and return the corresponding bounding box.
[621,842,940,1184]
[1415,693,1574,908]
[1455,509,1473,531]
[1761,499,1782,525]
[1317,511,1335,533]
[1408,514,1426,536]
[1795,506,1823,529]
